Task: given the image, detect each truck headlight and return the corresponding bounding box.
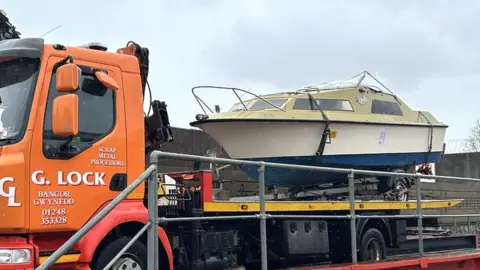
[0,249,31,264]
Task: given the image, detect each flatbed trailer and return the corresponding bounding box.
[152,169,477,269]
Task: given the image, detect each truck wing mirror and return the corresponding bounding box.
[95,71,119,91]
[56,63,81,92]
[52,94,79,137]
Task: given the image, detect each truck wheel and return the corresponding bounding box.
[93,236,147,270]
[358,228,386,262]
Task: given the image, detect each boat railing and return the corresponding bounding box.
[297,70,399,98]
[37,151,480,270]
[192,71,400,115]
[191,85,287,114]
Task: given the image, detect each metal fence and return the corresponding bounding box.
[36,151,480,270]
[444,138,476,154]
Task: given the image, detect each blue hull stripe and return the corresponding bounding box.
[239,151,443,186]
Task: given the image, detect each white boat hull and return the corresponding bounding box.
[195,120,446,186]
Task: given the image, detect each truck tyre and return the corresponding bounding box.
[358,228,386,262]
[93,236,148,270]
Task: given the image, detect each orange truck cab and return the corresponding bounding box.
[0,38,174,269]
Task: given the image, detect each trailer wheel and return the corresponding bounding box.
[377,170,409,202]
[394,177,409,202]
[358,228,386,262]
[93,236,147,270]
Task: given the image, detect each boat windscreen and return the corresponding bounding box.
[228,101,252,112]
[293,98,354,111]
[249,98,288,111]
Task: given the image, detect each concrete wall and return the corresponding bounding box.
[161,127,480,230]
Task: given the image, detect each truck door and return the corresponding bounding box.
[29,56,127,231]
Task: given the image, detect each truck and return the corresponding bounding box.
[1,24,480,270]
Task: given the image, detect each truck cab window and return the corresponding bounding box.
[43,69,115,159]
[0,57,40,145]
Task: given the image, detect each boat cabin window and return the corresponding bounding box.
[371,100,403,116]
[293,98,354,111]
[249,98,288,111]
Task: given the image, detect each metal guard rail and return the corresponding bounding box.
[36,151,480,270]
[191,85,288,114]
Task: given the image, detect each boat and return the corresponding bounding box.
[189,71,447,189]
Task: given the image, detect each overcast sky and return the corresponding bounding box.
[3,0,479,147]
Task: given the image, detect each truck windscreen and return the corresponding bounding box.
[0,57,40,144]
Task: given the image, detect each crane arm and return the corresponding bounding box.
[117,41,174,153]
[0,10,21,41]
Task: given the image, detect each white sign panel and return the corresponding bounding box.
[415,163,436,183]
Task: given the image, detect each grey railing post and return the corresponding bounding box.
[415,174,424,256]
[454,217,457,233]
[348,170,357,264]
[258,162,268,270]
[147,157,159,270]
[467,217,471,234]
